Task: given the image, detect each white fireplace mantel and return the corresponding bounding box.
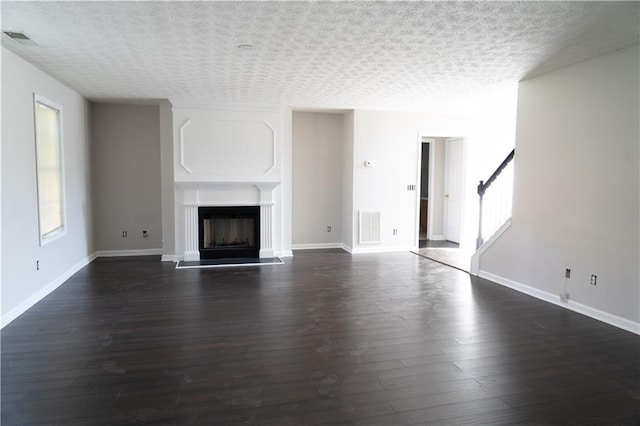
[176,181,280,260]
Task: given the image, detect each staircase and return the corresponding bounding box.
[476,149,515,249]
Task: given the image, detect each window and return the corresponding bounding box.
[34,94,65,245]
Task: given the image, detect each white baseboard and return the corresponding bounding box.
[479,270,640,335]
[95,248,163,257]
[429,235,444,241]
[349,245,414,254]
[161,254,180,262]
[276,250,294,258]
[1,252,97,329]
[292,243,344,250]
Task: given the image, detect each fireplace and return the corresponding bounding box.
[198,206,260,259]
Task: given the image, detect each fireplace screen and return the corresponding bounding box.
[203,216,255,248]
[198,206,260,259]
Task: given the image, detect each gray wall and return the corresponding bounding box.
[90,103,162,252]
[158,100,175,257]
[292,112,344,246]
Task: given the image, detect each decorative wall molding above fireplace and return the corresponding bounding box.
[173,107,281,184]
[179,118,276,177]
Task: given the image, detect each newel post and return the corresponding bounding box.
[476,180,485,250]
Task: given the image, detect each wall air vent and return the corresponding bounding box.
[2,31,38,46]
[359,211,381,244]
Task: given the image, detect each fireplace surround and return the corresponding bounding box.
[177,182,279,261]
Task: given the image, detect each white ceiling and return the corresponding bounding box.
[2,1,638,112]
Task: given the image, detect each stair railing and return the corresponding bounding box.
[476,149,515,249]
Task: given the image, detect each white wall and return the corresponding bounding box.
[292,112,343,247]
[350,110,473,252]
[478,45,640,331]
[280,107,293,257]
[342,111,355,249]
[90,103,162,253]
[1,47,93,326]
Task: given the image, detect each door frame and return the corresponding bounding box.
[415,136,436,249]
[443,137,463,243]
[415,135,467,249]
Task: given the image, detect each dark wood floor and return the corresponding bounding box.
[2,250,639,425]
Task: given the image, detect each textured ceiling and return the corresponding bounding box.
[2,1,639,112]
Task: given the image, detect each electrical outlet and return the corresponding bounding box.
[565,268,571,278]
[122,231,128,238]
[142,230,148,237]
[590,275,597,286]
[393,229,398,235]
[326,226,331,233]
[36,260,40,271]
[559,291,569,303]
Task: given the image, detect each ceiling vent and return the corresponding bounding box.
[2,31,38,46]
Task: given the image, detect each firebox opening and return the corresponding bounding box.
[198,206,260,259]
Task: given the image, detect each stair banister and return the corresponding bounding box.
[476,149,515,249]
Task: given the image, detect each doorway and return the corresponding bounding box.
[416,137,465,247]
[418,142,430,247]
[415,136,470,272]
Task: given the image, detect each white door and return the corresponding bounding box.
[444,138,463,243]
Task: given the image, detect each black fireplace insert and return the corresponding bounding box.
[198,206,260,259]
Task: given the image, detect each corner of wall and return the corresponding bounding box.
[159,99,176,257]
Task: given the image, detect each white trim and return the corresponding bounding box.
[443,137,466,244]
[1,253,97,329]
[276,250,294,258]
[179,119,193,174]
[34,93,67,247]
[292,243,344,250]
[95,248,163,257]
[427,140,437,240]
[479,270,640,335]
[430,235,445,241]
[415,136,435,248]
[178,118,276,178]
[262,120,277,175]
[350,246,414,254]
[470,218,512,275]
[161,254,180,262]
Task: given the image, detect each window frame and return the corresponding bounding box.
[33,93,67,246]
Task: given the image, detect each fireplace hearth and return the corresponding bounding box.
[198,206,260,259]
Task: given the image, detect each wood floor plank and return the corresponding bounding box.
[2,251,639,424]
